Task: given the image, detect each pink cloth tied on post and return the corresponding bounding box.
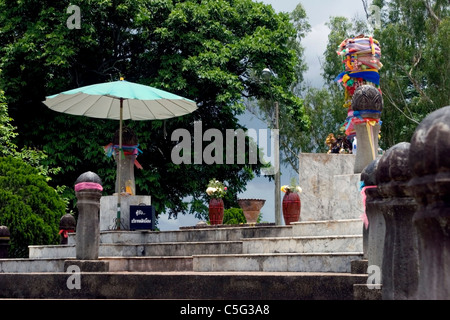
[360,185,377,229]
[74,182,103,192]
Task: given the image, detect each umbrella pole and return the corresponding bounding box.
[116,98,124,230]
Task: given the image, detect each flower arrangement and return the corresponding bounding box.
[206,178,227,198]
[281,177,302,194]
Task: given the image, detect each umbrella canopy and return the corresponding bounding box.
[43,79,197,230]
[44,79,197,120]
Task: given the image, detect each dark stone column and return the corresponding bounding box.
[59,214,76,245]
[0,226,10,258]
[74,172,103,260]
[408,106,450,300]
[376,142,419,300]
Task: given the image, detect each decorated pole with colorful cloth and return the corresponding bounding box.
[335,35,383,141]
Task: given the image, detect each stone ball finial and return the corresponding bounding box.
[409,106,450,178]
[376,142,411,197]
[0,225,10,238]
[361,158,380,187]
[59,213,76,230]
[352,85,383,119]
[74,171,103,192]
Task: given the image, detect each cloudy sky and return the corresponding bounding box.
[158,0,369,230]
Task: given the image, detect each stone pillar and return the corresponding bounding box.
[113,127,138,195]
[407,106,450,300]
[352,85,383,173]
[354,123,381,173]
[0,226,10,258]
[361,158,385,275]
[376,142,419,300]
[74,171,103,260]
[59,214,76,245]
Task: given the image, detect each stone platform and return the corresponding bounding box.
[299,153,364,221]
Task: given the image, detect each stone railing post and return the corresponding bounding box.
[74,171,103,260]
[59,214,76,245]
[352,85,383,173]
[407,106,450,300]
[360,158,385,278]
[0,226,10,258]
[376,142,419,300]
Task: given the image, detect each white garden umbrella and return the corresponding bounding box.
[43,78,198,229]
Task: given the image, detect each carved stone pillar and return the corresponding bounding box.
[361,158,384,275]
[59,214,76,245]
[407,106,450,300]
[74,171,103,260]
[376,142,419,300]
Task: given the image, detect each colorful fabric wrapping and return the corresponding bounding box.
[344,109,381,137]
[335,70,380,86]
[74,182,103,192]
[335,35,383,138]
[104,143,143,169]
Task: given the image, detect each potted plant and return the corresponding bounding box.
[206,179,227,225]
[281,178,302,225]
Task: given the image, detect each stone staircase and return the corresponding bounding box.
[0,219,367,300]
[0,153,371,299]
[1,219,363,274]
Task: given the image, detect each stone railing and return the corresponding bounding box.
[361,105,450,300]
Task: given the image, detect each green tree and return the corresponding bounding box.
[0,0,308,220]
[0,156,66,257]
[246,3,311,172]
[371,0,450,147]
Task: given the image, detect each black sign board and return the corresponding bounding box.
[130,205,156,230]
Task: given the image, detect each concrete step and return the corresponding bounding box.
[0,256,193,273]
[193,252,363,273]
[29,241,243,259]
[242,235,363,254]
[291,219,363,236]
[67,224,293,245]
[0,271,368,300]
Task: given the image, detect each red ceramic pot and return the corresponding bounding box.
[282,191,301,225]
[209,198,224,225]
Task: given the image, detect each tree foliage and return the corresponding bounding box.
[0,0,308,220]
[372,0,449,146]
[0,156,66,257]
[246,3,311,172]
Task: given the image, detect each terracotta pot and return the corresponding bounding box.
[209,198,224,225]
[237,199,266,224]
[282,191,301,225]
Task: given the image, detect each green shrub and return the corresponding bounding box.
[0,156,66,257]
[223,207,262,225]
